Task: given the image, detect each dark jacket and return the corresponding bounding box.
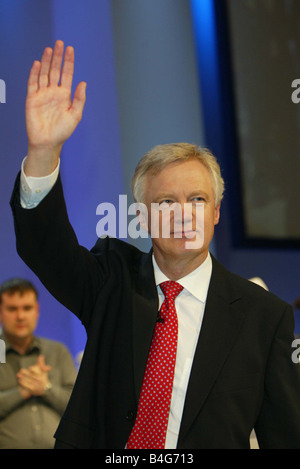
[10,174,300,449]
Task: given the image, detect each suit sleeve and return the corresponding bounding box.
[254,303,300,448]
[10,173,107,328]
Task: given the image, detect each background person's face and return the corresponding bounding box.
[0,291,39,342]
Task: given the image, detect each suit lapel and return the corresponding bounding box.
[178,256,246,446]
[132,250,158,403]
[131,252,247,444]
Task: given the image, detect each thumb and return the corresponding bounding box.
[71,81,87,121]
[37,355,51,372]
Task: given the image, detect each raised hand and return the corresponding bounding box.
[24,40,87,177]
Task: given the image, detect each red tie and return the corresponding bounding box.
[127,280,183,449]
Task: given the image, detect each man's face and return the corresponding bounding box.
[142,158,220,263]
[0,291,39,342]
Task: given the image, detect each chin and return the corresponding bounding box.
[173,232,204,250]
[168,239,202,256]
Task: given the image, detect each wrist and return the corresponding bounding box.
[44,381,52,393]
[18,386,31,400]
[25,144,61,177]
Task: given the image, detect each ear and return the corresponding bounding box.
[0,301,4,325]
[136,203,149,233]
[214,203,221,225]
[36,301,40,319]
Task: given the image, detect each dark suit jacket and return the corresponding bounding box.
[10,174,300,449]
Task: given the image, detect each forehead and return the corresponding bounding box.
[145,159,214,195]
[1,290,37,305]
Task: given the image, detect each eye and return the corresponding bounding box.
[191,197,205,203]
[159,199,173,207]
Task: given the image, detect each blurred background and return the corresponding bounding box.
[0,0,300,359]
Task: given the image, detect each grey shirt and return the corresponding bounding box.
[0,334,76,448]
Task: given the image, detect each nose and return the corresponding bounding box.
[178,203,204,235]
[16,308,26,320]
[182,203,193,223]
[172,203,193,225]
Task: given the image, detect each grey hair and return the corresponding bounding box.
[131,143,225,207]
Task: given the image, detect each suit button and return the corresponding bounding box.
[126,411,134,421]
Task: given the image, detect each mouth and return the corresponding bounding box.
[16,324,27,329]
[170,230,204,249]
[171,230,198,238]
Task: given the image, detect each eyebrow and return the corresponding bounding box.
[152,190,211,202]
[5,303,35,309]
[188,190,210,200]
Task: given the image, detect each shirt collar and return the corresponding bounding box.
[0,333,41,354]
[152,252,212,303]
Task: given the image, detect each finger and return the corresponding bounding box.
[37,354,45,368]
[60,46,75,90]
[37,355,51,372]
[39,46,53,88]
[71,81,87,120]
[18,374,33,388]
[28,364,40,375]
[18,377,35,392]
[17,368,31,378]
[49,40,64,86]
[27,61,41,96]
[18,372,40,385]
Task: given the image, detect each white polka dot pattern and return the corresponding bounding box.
[127,280,183,449]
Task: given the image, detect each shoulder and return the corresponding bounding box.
[210,255,290,314]
[90,236,148,269]
[36,336,72,356]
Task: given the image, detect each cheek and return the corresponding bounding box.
[32,312,39,324]
[2,317,15,329]
[148,210,173,237]
[202,211,217,237]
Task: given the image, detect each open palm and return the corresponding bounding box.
[25,40,86,162]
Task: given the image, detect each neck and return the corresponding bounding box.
[153,248,208,281]
[5,333,33,355]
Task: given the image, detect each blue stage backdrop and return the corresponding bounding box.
[0,0,124,358]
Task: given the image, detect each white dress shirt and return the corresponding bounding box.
[20,157,60,209]
[152,254,212,448]
[20,157,212,448]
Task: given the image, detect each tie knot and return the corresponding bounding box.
[160,281,183,301]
